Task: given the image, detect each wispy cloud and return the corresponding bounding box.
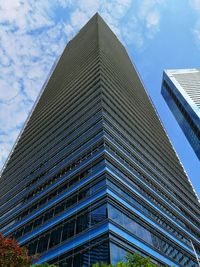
[57,0,166,48]
[189,0,200,45]
[0,0,166,170]
[189,0,200,11]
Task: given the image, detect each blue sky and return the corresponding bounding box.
[0,0,199,198]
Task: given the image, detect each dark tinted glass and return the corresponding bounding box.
[49,227,62,248]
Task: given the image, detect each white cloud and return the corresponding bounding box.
[0,94,30,131]
[56,0,73,8]
[70,9,89,28]
[146,10,160,29]
[121,17,144,48]
[0,1,53,32]
[118,0,165,48]
[193,27,200,42]
[137,0,164,38]
[64,24,76,39]
[189,0,200,11]
[76,0,101,16]
[60,0,164,48]
[0,80,19,101]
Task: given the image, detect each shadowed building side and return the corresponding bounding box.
[161,69,200,160]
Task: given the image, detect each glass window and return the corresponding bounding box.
[125,216,137,235]
[28,240,38,255]
[89,241,109,266]
[26,204,107,255]
[66,219,76,239]
[76,213,89,235]
[29,204,37,213]
[44,209,54,222]
[55,202,65,215]
[15,229,23,239]
[61,222,68,242]
[108,205,153,247]
[151,234,160,250]
[78,188,89,200]
[24,223,33,234]
[110,243,126,265]
[39,198,46,206]
[49,227,62,248]
[37,235,49,253]
[108,205,123,226]
[90,179,106,194]
[69,175,79,187]
[33,217,43,228]
[66,195,77,209]
[55,238,109,267]
[90,204,107,226]
[73,253,83,267]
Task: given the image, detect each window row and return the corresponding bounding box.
[48,234,109,267]
[15,160,105,223]
[108,204,197,267]
[1,159,105,232]
[106,160,183,226]
[101,66,182,180]
[21,113,103,186]
[25,141,104,195]
[26,203,107,255]
[11,178,106,240]
[105,146,200,238]
[101,69,177,173]
[102,91,178,186]
[107,179,192,248]
[141,170,200,227]
[1,136,104,222]
[104,130,177,203]
[106,85,193,200]
[104,114,198,215]
[110,242,163,266]
[49,237,164,267]
[3,117,103,207]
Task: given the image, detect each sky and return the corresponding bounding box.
[0,0,199,198]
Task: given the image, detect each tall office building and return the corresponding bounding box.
[161,69,200,160]
[0,14,200,267]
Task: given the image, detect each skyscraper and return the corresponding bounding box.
[0,14,200,267]
[161,69,200,160]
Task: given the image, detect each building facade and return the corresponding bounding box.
[161,69,200,160]
[0,14,200,267]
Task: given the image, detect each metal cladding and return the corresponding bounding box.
[162,69,200,160]
[0,14,200,267]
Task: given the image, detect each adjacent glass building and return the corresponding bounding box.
[161,69,200,160]
[0,14,200,267]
